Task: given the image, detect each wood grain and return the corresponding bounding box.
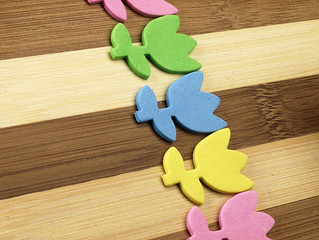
[0,133,318,239]
[152,196,319,240]
[1,0,319,59]
[1,19,318,128]
[0,76,318,200]
[1,1,319,239]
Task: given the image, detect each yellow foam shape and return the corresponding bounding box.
[162,128,254,204]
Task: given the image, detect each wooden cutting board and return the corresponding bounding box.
[0,0,318,239]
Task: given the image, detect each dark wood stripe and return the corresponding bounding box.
[1,0,319,60]
[151,196,319,240]
[0,75,318,200]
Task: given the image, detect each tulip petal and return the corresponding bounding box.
[102,0,127,22]
[125,0,178,17]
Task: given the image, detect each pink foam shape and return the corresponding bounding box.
[87,0,103,4]
[125,0,178,17]
[87,0,127,22]
[102,0,127,22]
[187,207,224,240]
[187,191,275,240]
[87,0,177,22]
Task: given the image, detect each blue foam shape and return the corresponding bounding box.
[134,71,228,142]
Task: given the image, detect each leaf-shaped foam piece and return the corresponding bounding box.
[110,24,133,59]
[135,86,176,141]
[142,15,201,73]
[186,192,275,240]
[162,147,186,186]
[194,128,254,193]
[102,0,127,22]
[186,207,214,239]
[152,115,176,142]
[166,71,228,133]
[125,0,178,17]
[127,53,151,79]
[135,86,159,123]
[110,24,151,79]
[162,147,204,204]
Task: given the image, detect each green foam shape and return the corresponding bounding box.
[110,15,202,79]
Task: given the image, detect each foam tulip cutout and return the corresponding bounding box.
[187,191,275,240]
[110,15,202,79]
[134,72,227,142]
[162,128,254,204]
[87,0,178,22]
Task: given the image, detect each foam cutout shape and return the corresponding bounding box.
[87,0,178,22]
[135,72,227,142]
[110,15,202,79]
[162,128,254,204]
[187,191,275,240]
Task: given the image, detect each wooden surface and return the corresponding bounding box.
[1,20,319,127]
[0,0,318,239]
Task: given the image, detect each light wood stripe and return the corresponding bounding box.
[1,0,319,60]
[0,20,318,128]
[0,133,318,239]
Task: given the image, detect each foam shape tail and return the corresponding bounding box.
[135,86,159,123]
[194,128,254,193]
[166,71,228,133]
[110,24,150,79]
[186,192,275,240]
[125,0,178,17]
[187,207,224,240]
[135,86,176,142]
[162,147,204,204]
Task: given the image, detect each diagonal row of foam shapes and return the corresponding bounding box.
[98,7,275,238]
[134,70,274,239]
[134,71,254,203]
[79,1,273,239]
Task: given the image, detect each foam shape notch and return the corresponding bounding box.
[162,128,254,204]
[187,191,275,240]
[87,0,178,22]
[110,15,201,79]
[134,72,227,142]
